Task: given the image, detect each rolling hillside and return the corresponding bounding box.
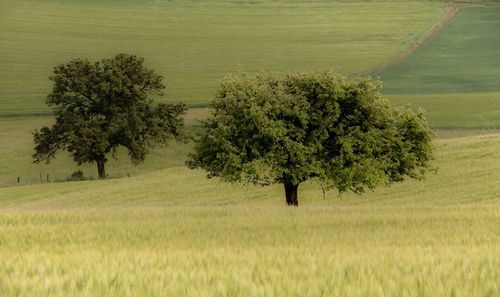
[388,92,500,129]
[0,0,448,185]
[0,133,499,296]
[380,7,500,94]
[1,2,500,295]
[0,116,195,186]
[3,132,500,207]
[381,6,500,128]
[0,0,442,114]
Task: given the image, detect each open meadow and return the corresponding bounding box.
[0,133,499,296]
[0,0,445,185]
[0,0,442,114]
[3,2,500,186]
[1,0,500,296]
[0,113,204,185]
[381,6,500,129]
[380,7,500,95]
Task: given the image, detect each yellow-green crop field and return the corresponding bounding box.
[2,1,500,296]
[0,133,499,296]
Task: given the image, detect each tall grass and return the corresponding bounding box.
[0,133,499,296]
[0,206,498,297]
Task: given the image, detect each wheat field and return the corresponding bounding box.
[0,133,499,297]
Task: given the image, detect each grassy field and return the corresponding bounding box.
[3,91,500,186]
[0,133,499,296]
[0,0,445,185]
[378,7,500,129]
[379,7,500,95]
[0,110,211,185]
[387,92,500,129]
[0,0,443,114]
[1,1,500,296]
[4,92,500,185]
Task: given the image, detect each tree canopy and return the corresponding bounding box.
[187,71,434,206]
[33,53,186,179]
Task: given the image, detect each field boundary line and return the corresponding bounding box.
[363,4,460,76]
[364,3,500,77]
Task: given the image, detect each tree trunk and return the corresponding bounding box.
[284,180,299,207]
[97,159,106,179]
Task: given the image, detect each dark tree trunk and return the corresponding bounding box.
[97,159,106,179]
[284,180,299,207]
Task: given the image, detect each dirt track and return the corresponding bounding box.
[367,4,460,75]
[367,3,500,75]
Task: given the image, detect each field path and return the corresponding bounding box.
[403,5,459,57]
[371,2,500,75]
[372,3,500,74]
[368,4,460,74]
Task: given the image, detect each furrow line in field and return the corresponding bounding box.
[366,4,460,75]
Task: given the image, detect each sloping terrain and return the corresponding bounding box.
[0,116,194,186]
[388,92,500,128]
[0,0,442,114]
[0,134,499,296]
[379,6,500,129]
[0,2,499,296]
[0,0,446,185]
[3,133,500,207]
[380,7,500,95]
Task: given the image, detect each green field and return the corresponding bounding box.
[0,0,442,114]
[4,2,500,131]
[2,2,500,296]
[380,7,500,129]
[0,0,446,185]
[0,133,499,296]
[388,92,500,129]
[1,3,500,187]
[0,111,210,185]
[380,7,500,95]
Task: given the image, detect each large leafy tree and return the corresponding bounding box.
[187,72,434,206]
[33,53,186,179]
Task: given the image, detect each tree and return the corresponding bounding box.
[33,53,186,179]
[187,72,434,206]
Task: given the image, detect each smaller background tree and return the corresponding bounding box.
[187,72,434,206]
[33,53,186,179]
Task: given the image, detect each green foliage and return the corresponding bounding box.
[66,170,86,181]
[33,53,186,178]
[188,72,434,204]
[0,116,197,185]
